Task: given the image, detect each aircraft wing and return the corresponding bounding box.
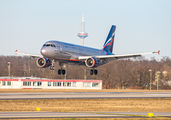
[78,51,160,61]
[15,50,43,58]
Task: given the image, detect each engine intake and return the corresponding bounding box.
[85,57,99,68]
[36,57,51,68]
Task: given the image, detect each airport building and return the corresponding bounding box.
[0,77,102,89]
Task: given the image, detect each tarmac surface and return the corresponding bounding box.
[0,92,171,99]
[0,111,170,119]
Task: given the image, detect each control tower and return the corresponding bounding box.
[77,13,88,46]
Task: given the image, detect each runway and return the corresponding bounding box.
[0,112,123,119]
[0,112,170,119]
[0,92,171,99]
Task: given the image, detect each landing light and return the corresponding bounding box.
[41,50,46,53]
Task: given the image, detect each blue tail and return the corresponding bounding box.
[103,25,116,53]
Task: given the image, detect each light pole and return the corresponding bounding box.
[8,62,10,78]
[149,69,152,90]
[64,65,66,80]
[84,68,87,80]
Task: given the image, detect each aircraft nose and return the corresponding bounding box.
[41,47,49,56]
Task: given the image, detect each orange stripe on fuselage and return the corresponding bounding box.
[69,59,79,61]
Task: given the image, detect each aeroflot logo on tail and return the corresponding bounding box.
[104,31,115,47]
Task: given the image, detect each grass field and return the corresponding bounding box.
[7,118,171,120]
[4,118,169,120]
[0,98,171,112]
[0,89,171,93]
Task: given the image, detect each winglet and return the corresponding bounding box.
[152,50,160,55]
[15,50,18,54]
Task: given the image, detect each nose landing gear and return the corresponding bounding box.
[50,66,55,70]
[50,59,55,70]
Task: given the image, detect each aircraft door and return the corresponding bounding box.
[59,43,62,51]
[55,43,62,53]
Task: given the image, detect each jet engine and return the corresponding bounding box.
[36,57,51,68]
[85,57,99,68]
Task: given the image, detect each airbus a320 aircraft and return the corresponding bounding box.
[15,25,160,75]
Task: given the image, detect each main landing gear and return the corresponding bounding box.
[90,69,98,75]
[58,62,65,75]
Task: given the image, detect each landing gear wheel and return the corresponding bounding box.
[50,66,55,70]
[90,69,93,75]
[58,69,61,75]
[62,69,65,75]
[90,69,98,75]
[58,62,66,75]
[94,69,98,75]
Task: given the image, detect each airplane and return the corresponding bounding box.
[15,25,160,75]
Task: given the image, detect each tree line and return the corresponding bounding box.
[0,56,171,90]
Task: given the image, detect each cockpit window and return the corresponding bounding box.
[51,44,56,47]
[43,44,56,48]
[46,44,51,47]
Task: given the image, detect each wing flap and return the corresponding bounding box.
[78,51,159,61]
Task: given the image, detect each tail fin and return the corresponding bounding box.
[103,25,116,53]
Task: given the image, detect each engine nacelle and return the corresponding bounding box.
[85,57,99,68]
[36,57,51,68]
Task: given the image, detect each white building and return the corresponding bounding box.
[0,77,102,89]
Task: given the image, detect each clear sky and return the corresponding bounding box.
[0,0,171,60]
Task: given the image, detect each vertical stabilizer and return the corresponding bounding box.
[103,25,116,53]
